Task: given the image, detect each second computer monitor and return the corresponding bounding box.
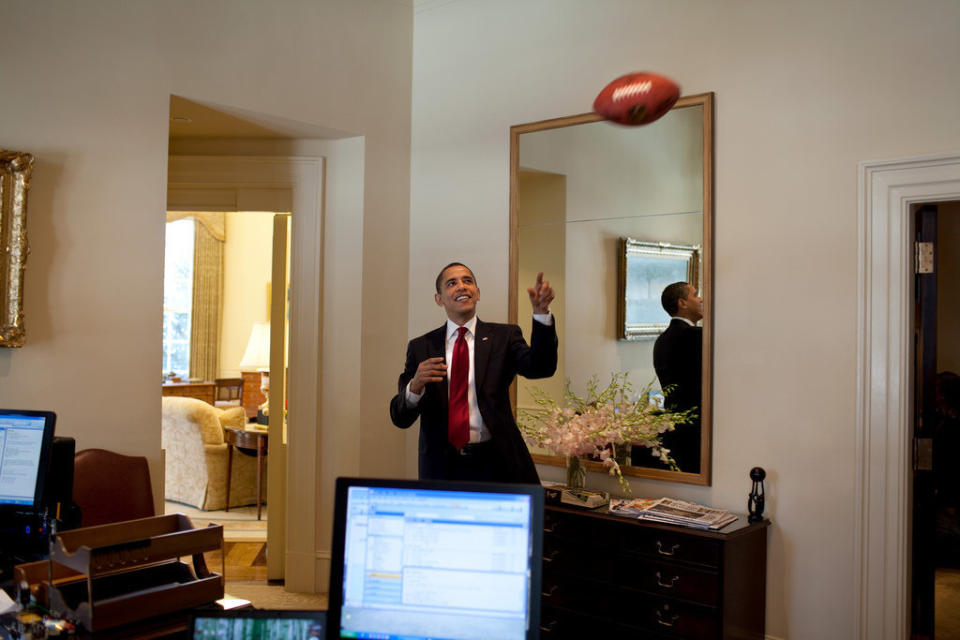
[327,477,544,640]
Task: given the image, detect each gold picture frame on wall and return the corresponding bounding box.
[617,238,701,341]
[0,150,35,348]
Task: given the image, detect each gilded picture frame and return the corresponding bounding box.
[0,150,35,348]
[617,237,700,341]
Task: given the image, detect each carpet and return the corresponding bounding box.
[936,568,960,638]
[223,581,328,611]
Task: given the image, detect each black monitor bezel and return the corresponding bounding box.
[0,409,56,511]
[327,477,544,640]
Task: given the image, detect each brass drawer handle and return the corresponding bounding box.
[542,550,559,563]
[656,540,680,556]
[656,610,680,627]
[542,584,558,597]
[543,523,557,534]
[540,619,557,633]
[655,571,680,588]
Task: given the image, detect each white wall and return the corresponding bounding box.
[410,1,960,638]
[221,211,276,378]
[0,0,412,589]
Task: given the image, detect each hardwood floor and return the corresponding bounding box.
[205,541,268,581]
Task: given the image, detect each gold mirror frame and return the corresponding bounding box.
[508,92,714,486]
[0,150,35,348]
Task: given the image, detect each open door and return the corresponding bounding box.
[912,204,937,639]
[267,213,290,581]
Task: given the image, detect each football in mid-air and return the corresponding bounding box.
[593,72,681,126]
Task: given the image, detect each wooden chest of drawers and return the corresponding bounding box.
[161,381,215,405]
[541,504,768,639]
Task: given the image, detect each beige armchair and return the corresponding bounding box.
[162,396,264,511]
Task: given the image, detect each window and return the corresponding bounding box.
[163,219,194,375]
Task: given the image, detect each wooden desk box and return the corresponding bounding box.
[15,514,223,633]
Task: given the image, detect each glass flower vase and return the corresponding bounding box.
[566,456,586,490]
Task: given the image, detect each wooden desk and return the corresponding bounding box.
[162,381,216,405]
[224,427,268,520]
[541,504,768,638]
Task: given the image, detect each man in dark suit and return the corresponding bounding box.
[652,281,703,473]
[390,262,557,483]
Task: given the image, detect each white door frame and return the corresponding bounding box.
[168,155,324,587]
[856,152,960,639]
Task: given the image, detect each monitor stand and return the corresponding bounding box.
[0,510,50,593]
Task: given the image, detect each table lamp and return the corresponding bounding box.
[239,322,270,417]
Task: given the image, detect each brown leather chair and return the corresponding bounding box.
[73,448,155,528]
[214,377,244,409]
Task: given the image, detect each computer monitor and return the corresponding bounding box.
[0,410,56,509]
[190,609,327,639]
[327,478,544,640]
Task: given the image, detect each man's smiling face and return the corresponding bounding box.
[435,264,479,323]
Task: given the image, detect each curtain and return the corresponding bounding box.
[188,214,225,381]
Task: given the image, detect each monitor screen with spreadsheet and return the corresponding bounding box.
[0,410,56,509]
[326,478,544,640]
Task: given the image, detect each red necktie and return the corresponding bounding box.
[448,326,470,450]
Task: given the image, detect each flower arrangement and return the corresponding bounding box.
[518,373,694,491]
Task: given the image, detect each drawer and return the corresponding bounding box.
[618,597,719,640]
[544,535,615,581]
[626,527,721,568]
[541,570,614,615]
[540,605,618,639]
[623,556,720,605]
[545,509,621,547]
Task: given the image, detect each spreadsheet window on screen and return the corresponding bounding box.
[339,486,534,640]
[0,414,47,506]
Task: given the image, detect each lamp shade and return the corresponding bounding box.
[239,322,271,371]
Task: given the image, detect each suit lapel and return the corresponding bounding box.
[428,325,448,414]
[474,319,491,393]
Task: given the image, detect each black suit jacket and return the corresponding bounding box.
[652,318,703,472]
[390,319,557,483]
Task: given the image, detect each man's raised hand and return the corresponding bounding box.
[527,271,555,315]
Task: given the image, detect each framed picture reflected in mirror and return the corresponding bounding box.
[617,237,700,341]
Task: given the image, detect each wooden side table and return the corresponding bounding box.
[224,427,269,520]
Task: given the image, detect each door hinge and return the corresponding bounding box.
[914,437,934,471]
[915,242,934,274]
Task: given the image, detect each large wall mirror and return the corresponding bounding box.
[509,93,714,486]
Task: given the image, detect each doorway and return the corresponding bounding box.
[161,210,290,589]
[911,200,960,639]
[856,153,960,640]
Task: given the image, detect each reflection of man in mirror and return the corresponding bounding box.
[390,262,558,483]
[652,281,703,473]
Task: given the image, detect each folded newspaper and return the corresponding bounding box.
[610,497,738,530]
[542,481,610,509]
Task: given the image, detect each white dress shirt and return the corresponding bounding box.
[405,313,553,444]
